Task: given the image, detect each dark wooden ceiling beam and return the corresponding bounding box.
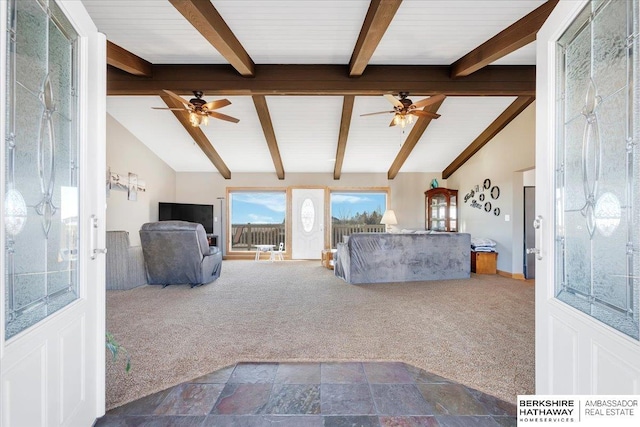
[161,95,231,179]
[451,0,558,78]
[252,96,285,180]
[108,64,535,96]
[106,41,152,77]
[349,0,403,76]
[169,0,255,77]
[334,96,355,180]
[441,96,535,179]
[387,97,446,180]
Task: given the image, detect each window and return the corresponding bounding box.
[228,191,286,251]
[330,191,388,248]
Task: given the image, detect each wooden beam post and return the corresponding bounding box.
[106,41,152,77]
[253,96,285,180]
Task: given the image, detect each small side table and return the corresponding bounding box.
[254,244,275,261]
[321,249,337,270]
[471,251,498,274]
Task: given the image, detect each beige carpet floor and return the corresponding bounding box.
[106,260,535,410]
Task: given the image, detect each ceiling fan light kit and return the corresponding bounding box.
[154,90,239,128]
[189,111,208,127]
[361,92,443,128]
[392,113,415,128]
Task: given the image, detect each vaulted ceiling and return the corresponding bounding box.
[82,0,556,180]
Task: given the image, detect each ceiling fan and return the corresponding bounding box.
[153,90,240,127]
[361,92,445,128]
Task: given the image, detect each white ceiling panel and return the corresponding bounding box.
[213,0,370,64]
[401,97,517,172]
[82,0,226,64]
[370,0,545,65]
[266,96,344,173]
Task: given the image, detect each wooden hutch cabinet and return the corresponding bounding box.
[425,188,458,232]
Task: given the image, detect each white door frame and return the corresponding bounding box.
[0,1,106,425]
[535,0,640,394]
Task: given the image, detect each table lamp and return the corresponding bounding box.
[380,209,398,232]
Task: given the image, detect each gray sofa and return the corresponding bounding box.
[139,221,222,287]
[334,232,471,284]
[105,231,147,290]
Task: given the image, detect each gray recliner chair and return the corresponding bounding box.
[139,221,222,288]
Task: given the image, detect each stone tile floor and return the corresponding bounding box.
[96,361,516,426]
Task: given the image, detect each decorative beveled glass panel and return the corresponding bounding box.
[4,0,79,339]
[300,198,315,233]
[555,0,639,339]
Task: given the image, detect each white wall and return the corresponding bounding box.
[446,103,536,276]
[106,114,176,245]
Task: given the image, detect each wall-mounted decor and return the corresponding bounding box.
[491,186,500,199]
[108,170,146,200]
[463,179,501,217]
[128,173,138,201]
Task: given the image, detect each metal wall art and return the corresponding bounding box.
[463,178,501,217]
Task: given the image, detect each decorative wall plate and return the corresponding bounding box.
[491,186,500,199]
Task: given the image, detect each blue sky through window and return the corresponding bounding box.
[231,192,286,224]
[331,192,386,221]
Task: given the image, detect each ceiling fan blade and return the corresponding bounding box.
[411,94,446,109]
[360,110,395,117]
[384,94,403,108]
[162,89,193,108]
[207,111,240,123]
[389,117,397,127]
[410,110,441,119]
[203,99,232,111]
[152,107,186,111]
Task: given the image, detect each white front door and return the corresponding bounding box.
[1,1,106,426]
[291,189,325,259]
[536,0,640,394]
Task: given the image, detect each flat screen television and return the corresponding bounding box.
[158,202,214,234]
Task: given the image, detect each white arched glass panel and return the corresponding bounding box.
[300,198,315,232]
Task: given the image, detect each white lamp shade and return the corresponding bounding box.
[380,209,398,225]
